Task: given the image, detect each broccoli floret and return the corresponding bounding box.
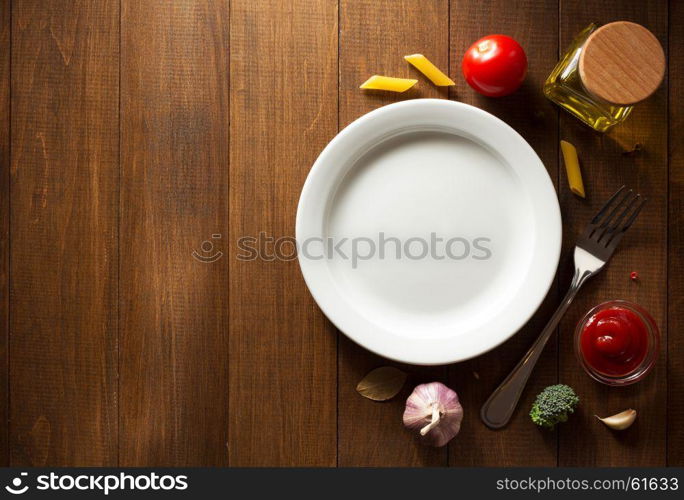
[530,384,579,429]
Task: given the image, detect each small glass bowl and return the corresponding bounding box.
[574,300,659,386]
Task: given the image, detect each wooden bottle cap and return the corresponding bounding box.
[579,21,665,106]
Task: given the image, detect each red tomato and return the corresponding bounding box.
[461,35,527,97]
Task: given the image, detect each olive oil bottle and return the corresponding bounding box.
[544,22,665,133]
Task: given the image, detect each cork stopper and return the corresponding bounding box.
[578,21,665,106]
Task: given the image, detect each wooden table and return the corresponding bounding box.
[0,0,681,467]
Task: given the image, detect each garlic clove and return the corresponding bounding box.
[403,382,463,447]
[596,409,637,430]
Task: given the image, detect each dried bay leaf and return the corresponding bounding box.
[356,366,407,401]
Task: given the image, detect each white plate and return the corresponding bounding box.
[296,99,561,365]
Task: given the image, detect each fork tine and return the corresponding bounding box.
[583,186,631,240]
[590,185,626,225]
[608,193,640,232]
[605,196,647,248]
[596,191,637,243]
[577,186,646,264]
[587,188,634,241]
[598,189,634,229]
[620,197,647,231]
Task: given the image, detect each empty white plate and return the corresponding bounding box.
[296,99,561,365]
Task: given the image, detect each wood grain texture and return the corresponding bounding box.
[668,0,684,466]
[338,0,449,467]
[447,0,559,466]
[558,0,668,466]
[228,0,338,466]
[10,0,118,465]
[0,0,9,467]
[119,0,230,466]
[0,0,678,467]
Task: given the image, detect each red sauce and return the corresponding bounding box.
[580,307,649,377]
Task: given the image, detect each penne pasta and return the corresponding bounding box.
[360,75,418,93]
[561,140,586,198]
[404,54,455,86]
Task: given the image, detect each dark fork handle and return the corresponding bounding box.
[480,267,592,429]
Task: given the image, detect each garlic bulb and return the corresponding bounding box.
[403,382,463,447]
[596,409,637,430]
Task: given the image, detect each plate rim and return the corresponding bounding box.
[296,98,561,365]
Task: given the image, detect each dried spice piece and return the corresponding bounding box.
[622,143,643,157]
[596,409,637,430]
[356,366,407,401]
[403,382,463,447]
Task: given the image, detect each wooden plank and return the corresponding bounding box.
[119,0,230,466]
[337,0,449,467]
[447,0,559,466]
[558,0,668,466]
[668,0,684,466]
[10,0,118,465]
[228,0,337,466]
[0,0,9,466]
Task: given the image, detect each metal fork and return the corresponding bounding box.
[480,186,647,429]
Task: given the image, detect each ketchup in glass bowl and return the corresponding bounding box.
[575,300,659,386]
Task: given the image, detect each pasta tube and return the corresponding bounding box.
[360,75,418,93]
[561,140,585,198]
[404,54,455,86]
